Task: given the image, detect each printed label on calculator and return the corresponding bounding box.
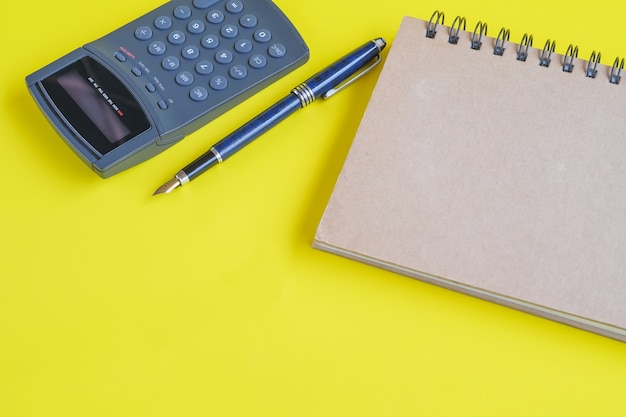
[26,0,309,177]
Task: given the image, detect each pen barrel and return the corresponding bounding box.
[215,94,302,158]
[183,94,302,180]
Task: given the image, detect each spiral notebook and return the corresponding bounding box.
[313,14,626,342]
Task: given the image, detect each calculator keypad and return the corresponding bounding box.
[84,0,307,147]
[119,0,289,109]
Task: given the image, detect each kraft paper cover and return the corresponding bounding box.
[314,16,626,342]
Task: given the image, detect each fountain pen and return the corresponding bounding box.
[153,37,386,195]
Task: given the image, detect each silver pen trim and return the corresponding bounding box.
[292,83,315,107]
[175,170,190,185]
[210,147,223,163]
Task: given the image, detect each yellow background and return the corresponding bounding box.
[2,0,626,415]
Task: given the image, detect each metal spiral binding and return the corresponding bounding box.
[517,34,533,61]
[586,51,601,78]
[448,16,466,44]
[494,27,510,56]
[426,10,444,39]
[470,21,488,50]
[540,40,556,67]
[562,44,579,73]
[424,10,623,86]
[610,57,624,84]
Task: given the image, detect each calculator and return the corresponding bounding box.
[26,0,309,177]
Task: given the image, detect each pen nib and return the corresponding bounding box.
[153,177,182,195]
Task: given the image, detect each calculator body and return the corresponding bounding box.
[26,0,309,177]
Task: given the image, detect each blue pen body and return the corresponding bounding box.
[305,38,385,98]
[183,94,301,180]
[181,38,386,181]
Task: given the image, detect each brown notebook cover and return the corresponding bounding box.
[313,15,626,342]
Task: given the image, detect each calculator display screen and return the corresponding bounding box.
[42,57,150,155]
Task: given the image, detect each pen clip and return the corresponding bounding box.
[322,53,383,99]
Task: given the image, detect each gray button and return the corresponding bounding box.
[254,29,271,43]
[240,14,257,29]
[193,0,220,9]
[268,43,286,58]
[168,31,186,45]
[221,24,238,39]
[182,45,200,60]
[210,75,228,91]
[154,16,172,30]
[235,39,253,54]
[176,71,195,86]
[226,1,244,14]
[207,10,224,24]
[215,50,233,64]
[190,87,209,102]
[195,60,214,75]
[148,41,167,56]
[249,54,267,69]
[162,56,180,71]
[188,20,205,34]
[202,34,219,49]
[135,26,153,40]
[174,6,192,20]
[229,65,248,80]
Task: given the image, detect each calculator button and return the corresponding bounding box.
[190,87,209,102]
[221,24,239,39]
[193,0,220,9]
[168,31,186,45]
[176,71,195,86]
[249,54,267,69]
[210,75,228,91]
[114,51,127,62]
[158,100,169,109]
[201,34,220,49]
[240,14,258,29]
[148,41,167,56]
[195,60,214,75]
[174,6,192,20]
[235,39,253,54]
[226,1,244,14]
[254,29,272,43]
[207,10,225,24]
[145,83,156,93]
[135,26,153,40]
[268,43,286,58]
[215,50,233,64]
[182,45,200,60]
[229,65,248,80]
[162,56,181,71]
[187,20,206,34]
[131,67,142,76]
[155,16,173,30]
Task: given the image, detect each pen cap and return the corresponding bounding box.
[305,38,386,99]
